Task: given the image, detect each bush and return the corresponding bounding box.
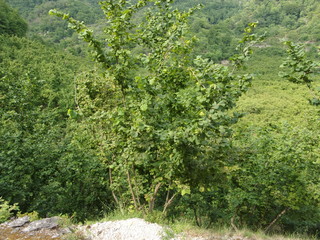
[0,197,19,223]
[229,124,320,233]
[0,0,28,37]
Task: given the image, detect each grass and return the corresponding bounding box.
[81,210,319,240]
[84,209,144,225]
[168,222,319,240]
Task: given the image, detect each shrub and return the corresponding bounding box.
[0,197,19,223]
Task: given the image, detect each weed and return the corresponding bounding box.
[0,197,19,223]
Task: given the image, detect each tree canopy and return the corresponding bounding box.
[0,0,28,37]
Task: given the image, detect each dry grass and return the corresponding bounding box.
[169,221,317,240]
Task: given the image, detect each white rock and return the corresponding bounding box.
[85,218,169,240]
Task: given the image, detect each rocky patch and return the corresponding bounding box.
[0,216,72,240]
[0,217,263,240]
[78,218,250,240]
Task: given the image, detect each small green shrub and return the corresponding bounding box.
[62,232,87,240]
[0,197,19,223]
[17,211,39,222]
[58,214,77,228]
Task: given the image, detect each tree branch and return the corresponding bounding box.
[265,207,289,233]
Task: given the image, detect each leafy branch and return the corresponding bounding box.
[280,41,320,106]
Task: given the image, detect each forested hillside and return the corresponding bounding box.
[0,0,27,36]
[1,0,319,238]
[6,0,320,59]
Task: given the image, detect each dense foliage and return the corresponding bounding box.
[49,0,264,215]
[0,35,113,220]
[232,125,320,233]
[280,41,320,106]
[0,0,27,36]
[0,0,319,237]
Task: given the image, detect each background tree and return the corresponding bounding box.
[0,0,28,36]
[229,125,320,233]
[0,35,112,220]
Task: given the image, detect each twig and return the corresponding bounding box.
[162,192,176,214]
[109,168,124,214]
[231,215,238,232]
[127,170,139,210]
[148,183,162,213]
[265,207,289,233]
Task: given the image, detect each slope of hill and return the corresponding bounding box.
[5,0,320,60]
[0,0,28,36]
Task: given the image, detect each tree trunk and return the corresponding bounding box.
[148,183,162,213]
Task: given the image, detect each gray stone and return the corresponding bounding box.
[7,216,30,228]
[60,227,72,234]
[21,217,59,232]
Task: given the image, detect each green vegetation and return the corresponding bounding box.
[0,35,113,220]
[50,1,263,218]
[0,0,319,239]
[280,41,320,106]
[0,0,28,36]
[0,197,19,223]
